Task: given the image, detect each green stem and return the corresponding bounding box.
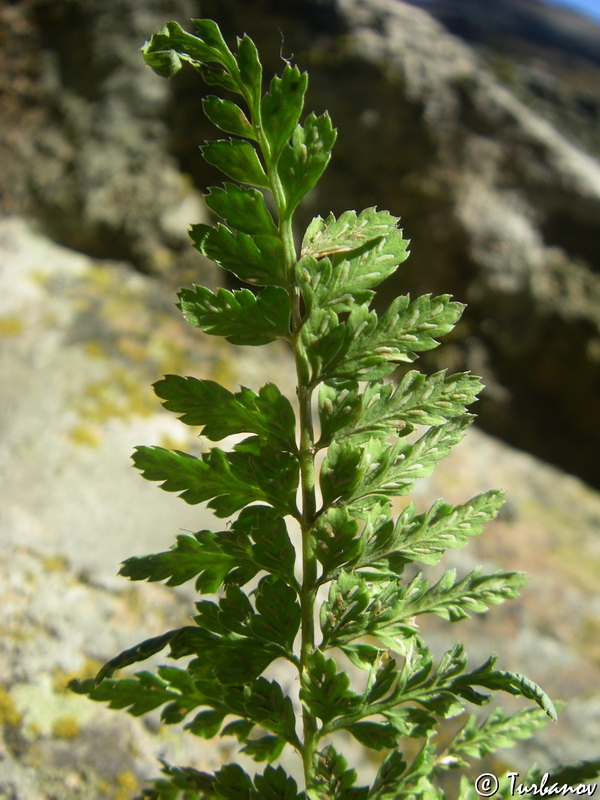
[286,217,319,790]
[295,334,319,789]
[257,118,320,790]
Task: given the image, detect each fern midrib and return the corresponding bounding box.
[258,124,320,785]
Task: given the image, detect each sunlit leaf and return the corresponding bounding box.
[132,444,299,518]
[320,418,471,509]
[262,65,308,158]
[236,33,262,108]
[202,95,256,139]
[346,720,399,750]
[205,184,277,236]
[142,20,238,82]
[178,284,291,342]
[154,375,296,450]
[359,491,505,572]
[328,295,465,381]
[279,113,337,215]
[318,371,482,447]
[251,765,303,799]
[310,745,369,800]
[119,530,235,593]
[251,575,301,650]
[190,224,287,286]
[202,138,270,188]
[299,209,409,312]
[439,708,550,768]
[300,649,362,724]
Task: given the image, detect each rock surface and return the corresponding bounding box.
[1,218,599,797]
[403,0,600,160]
[0,0,217,287]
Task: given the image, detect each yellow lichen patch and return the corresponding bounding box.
[10,673,98,737]
[0,685,21,727]
[210,353,238,392]
[28,721,42,739]
[116,336,151,364]
[30,267,52,286]
[84,339,109,360]
[52,716,81,739]
[0,314,23,336]
[554,537,600,597]
[42,554,69,572]
[519,491,600,595]
[84,265,121,293]
[148,246,176,274]
[580,615,600,669]
[43,310,59,327]
[158,432,189,451]
[69,423,102,448]
[76,368,156,427]
[114,771,139,800]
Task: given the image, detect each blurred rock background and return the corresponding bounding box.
[1,0,599,797]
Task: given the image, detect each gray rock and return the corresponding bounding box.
[0,0,217,286]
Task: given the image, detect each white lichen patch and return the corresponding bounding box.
[9,674,97,739]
